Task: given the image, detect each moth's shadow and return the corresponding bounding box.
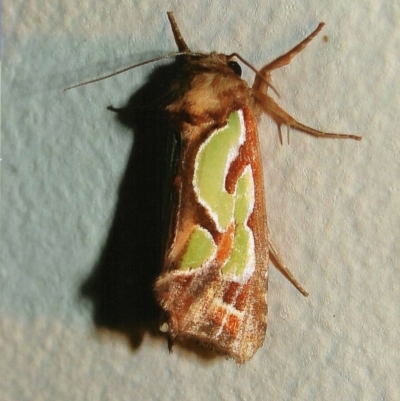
[80,62,180,348]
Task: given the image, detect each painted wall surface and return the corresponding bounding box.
[2,1,399,400]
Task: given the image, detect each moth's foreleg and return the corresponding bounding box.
[253,23,325,93]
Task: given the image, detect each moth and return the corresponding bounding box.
[66,12,361,363]
[153,13,360,363]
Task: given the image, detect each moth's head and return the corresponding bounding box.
[184,51,243,74]
[180,52,244,80]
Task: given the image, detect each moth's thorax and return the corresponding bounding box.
[166,53,251,134]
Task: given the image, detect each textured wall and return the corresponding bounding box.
[2,1,399,400]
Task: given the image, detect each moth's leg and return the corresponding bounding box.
[252,90,361,141]
[107,106,121,113]
[268,238,309,297]
[167,12,191,53]
[253,23,325,93]
[252,23,361,142]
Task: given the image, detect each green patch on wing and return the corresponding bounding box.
[222,167,254,277]
[234,167,254,224]
[183,111,255,278]
[194,111,242,231]
[180,226,216,271]
[221,225,251,276]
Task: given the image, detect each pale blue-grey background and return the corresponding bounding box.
[2,1,399,400]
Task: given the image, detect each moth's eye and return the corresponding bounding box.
[228,61,242,76]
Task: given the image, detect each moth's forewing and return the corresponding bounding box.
[154,53,269,363]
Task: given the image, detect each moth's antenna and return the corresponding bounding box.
[63,51,203,91]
